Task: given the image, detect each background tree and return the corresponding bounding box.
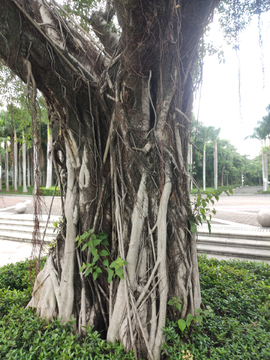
[247,105,270,191]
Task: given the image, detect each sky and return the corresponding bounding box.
[195,11,270,159]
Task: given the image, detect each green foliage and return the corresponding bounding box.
[258,189,270,194]
[0,259,135,359]
[0,185,60,196]
[0,258,46,293]
[2,256,270,359]
[40,186,61,196]
[162,255,270,359]
[76,230,127,283]
[189,188,233,234]
[168,297,212,334]
[0,307,135,359]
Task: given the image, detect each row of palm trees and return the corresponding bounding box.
[189,108,270,190]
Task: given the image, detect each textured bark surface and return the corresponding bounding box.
[0,0,219,358]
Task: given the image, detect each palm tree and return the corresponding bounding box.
[247,108,270,191]
[201,125,220,190]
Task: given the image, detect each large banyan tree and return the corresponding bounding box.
[0,0,268,359]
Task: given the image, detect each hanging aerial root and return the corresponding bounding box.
[107,170,148,350]
[153,167,172,360]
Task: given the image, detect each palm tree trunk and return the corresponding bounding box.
[23,130,28,193]
[14,130,18,191]
[203,140,206,191]
[5,141,9,192]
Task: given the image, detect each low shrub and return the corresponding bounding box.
[1,256,270,359]
[39,186,60,196]
[0,258,46,292]
[0,259,135,359]
[162,255,270,359]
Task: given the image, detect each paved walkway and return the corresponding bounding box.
[0,186,270,267]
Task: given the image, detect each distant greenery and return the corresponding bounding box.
[258,189,270,194]
[190,185,239,195]
[0,185,60,196]
[1,256,270,359]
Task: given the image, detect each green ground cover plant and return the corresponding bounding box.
[1,256,270,359]
[162,255,270,359]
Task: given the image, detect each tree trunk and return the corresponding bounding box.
[262,141,267,191]
[10,119,14,188]
[46,124,53,188]
[221,166,224,187]
[5,141,9,192]
[214,139,218,189]
[14,130,18,191]
[203,141,206,191]
[188,144,193,190]
[0,153,2,191]
[23,130,28,193]
[18,145,22,187]
[0,0,218,358]
[27,149,31,187]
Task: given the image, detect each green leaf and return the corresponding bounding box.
[98,233,108,239]
[100,250,110,257]
[195,308,202,314]
[115,267,124,279]
[186,314,195,328]
[79,263,86,273]
[110,260,116,269]
[81,243,89,252]
[92,239,102,247]
[101,239,109,246]
[107,268,114,284]
[93,254,99,263]
[93,271,99,281]
[103,259,109,267]
[196,314,203,325]
[85,267,93,277]
[168,299,174,306]
[178,319,186,333]
[207,221,211,234]
[91,248,98,256]
[81,233,88,240]
[190,224,197,234]
[95,267,102,274]
[176,303,182,312]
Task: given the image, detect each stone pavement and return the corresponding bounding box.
[0,194,62,267]
[0,186,270,267]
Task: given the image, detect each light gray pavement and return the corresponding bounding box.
[0,186,270,267]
